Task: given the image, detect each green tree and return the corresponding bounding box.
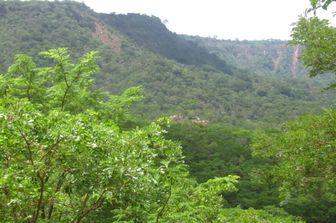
[252,110,336,222]
[0,48,186,222]
[157,175,240,222]
[291,0,336,88]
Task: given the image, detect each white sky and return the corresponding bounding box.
[77,0,336,40]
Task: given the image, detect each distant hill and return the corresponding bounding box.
[0,1,335,127]
[99,13,236,74]
[184,36,306,78]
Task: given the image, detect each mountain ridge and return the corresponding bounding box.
[183,36,307,78]
[98,13,236,74]
[0,1,334,127]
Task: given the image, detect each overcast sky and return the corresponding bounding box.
[78,0,335,40]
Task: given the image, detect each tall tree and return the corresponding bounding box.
[291,0,336,88]
[0,49,182,222]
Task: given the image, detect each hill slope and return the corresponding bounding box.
[184,36,306,78]
[0,1,335,127]
[99,13,236,74]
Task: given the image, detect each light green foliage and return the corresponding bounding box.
[291,17,336,88]
[0,49,181,222]
[219,207,304,223]
[0,48,304,223]
[158,175,239,222]
[0,49,246,223]
[106,86,144,123]
[2,48,100,113]
[291,0,336,89]
[252,110,336,222]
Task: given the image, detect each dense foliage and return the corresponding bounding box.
[291,15,336,89]
[252,110,336,222]
[166,124,251,182]
[0,49,237,222]
[165,123,280,210]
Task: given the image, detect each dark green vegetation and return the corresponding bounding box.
[0,0,335,222]
[165,123,281,210]
[99,13,236,74]
[253,110,336,223]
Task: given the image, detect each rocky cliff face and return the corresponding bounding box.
[184,36,306,78]
[291,45,300,78]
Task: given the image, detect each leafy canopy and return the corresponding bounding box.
[0,48,244,223]
[252,110,336,222]
[291,0,336,88]
[0,48,171,222]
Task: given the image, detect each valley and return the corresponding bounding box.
[0,1,335,222]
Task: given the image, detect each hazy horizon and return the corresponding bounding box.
[75,0,335,40]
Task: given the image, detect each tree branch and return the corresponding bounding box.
[156,179,173,223]
[47,171,67,220]
[17,128,35,167]
[72,191,106,223]
[31,174,46,223]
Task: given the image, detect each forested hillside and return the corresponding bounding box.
[0,1,334,127]
[98,13,236,74]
